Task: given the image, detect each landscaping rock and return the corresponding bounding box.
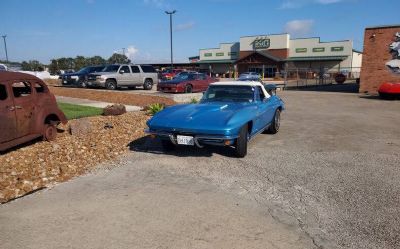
[0,112,149,204]
[69,118,92,136]
[103,104,126,116]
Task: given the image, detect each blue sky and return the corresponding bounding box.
[0,0,399,64]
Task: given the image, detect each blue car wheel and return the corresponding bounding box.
[235,124,248,158]
[267,109,281,134]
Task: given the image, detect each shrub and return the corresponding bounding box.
[190,98,199,104]
[147,103,164,115]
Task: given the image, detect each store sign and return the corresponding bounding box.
[386,32,400,74]
[253,38,270,49]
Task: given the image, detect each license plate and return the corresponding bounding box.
[63,80,67,83]
[177,135,194,146]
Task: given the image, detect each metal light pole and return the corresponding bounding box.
[2,35,8,63]
[165,10,176,69]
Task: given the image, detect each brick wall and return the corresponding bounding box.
[360,26,400,94]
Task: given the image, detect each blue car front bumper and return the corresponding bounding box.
[145,129,238,147]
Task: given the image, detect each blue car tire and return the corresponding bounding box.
[235,124,248,158]
[267,109,281,134]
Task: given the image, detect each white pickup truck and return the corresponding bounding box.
[87,64,158,90]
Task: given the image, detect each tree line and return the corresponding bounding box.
[20,53,130,74]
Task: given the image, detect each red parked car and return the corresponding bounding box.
[378,82,400,99]
[157,72,218,93]
[161,69,183,80]
[0,72,67,151]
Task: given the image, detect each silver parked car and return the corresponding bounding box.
[86,64,158,90]
[238,72,261,81]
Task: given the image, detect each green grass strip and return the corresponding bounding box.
[58,102,103,120]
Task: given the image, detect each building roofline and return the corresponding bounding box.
[290,37,351,43]
[365,24,400,30]
[240,33,289,38]
[290,37,320,40]
[199,42,239,51]
[352,49,363,54]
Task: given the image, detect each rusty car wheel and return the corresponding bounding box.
[43,124,57,141]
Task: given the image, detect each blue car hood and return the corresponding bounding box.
[147,101,255,134]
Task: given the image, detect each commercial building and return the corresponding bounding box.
[196,33,362,79]
[360,25,400,94]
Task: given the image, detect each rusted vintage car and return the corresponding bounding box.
[0,72,67,151]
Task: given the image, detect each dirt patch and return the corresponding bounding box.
[49,86,175,107]
[0,112,150,203]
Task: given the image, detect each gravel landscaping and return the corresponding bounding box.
[0,112,149,203]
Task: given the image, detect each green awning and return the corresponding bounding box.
[287,56,347,61]
[197,59,236,64]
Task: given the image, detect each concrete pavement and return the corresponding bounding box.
[1,90,400,249]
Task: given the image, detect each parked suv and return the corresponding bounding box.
[87,64,158,90]
[238,72,261,81]
[0,72,67,151]
[60,65,105,87]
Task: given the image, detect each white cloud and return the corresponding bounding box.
[125,46,139,60]
[284,19,314,37]
[174,22,195,32]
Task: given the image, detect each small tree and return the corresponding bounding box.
[88,55,106,65]
[108,53,130,64]
[21,61,31,71]
[74,55,87,71]
[49,59,59,74]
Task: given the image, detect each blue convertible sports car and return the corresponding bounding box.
[145,81,285,157]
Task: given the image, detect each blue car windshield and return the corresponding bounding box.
[201,85,255,103]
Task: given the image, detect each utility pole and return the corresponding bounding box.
[2,35,8,63]
[122,48,126,56]
[165,10,176,69]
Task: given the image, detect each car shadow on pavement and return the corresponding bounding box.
[128,136,237,158]
[359,95,400,101]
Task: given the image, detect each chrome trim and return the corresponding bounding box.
[169,135,177,145]
[248,124,270,140]
[145,129,238,148]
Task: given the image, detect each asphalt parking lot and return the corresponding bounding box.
[1,90,399,249]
